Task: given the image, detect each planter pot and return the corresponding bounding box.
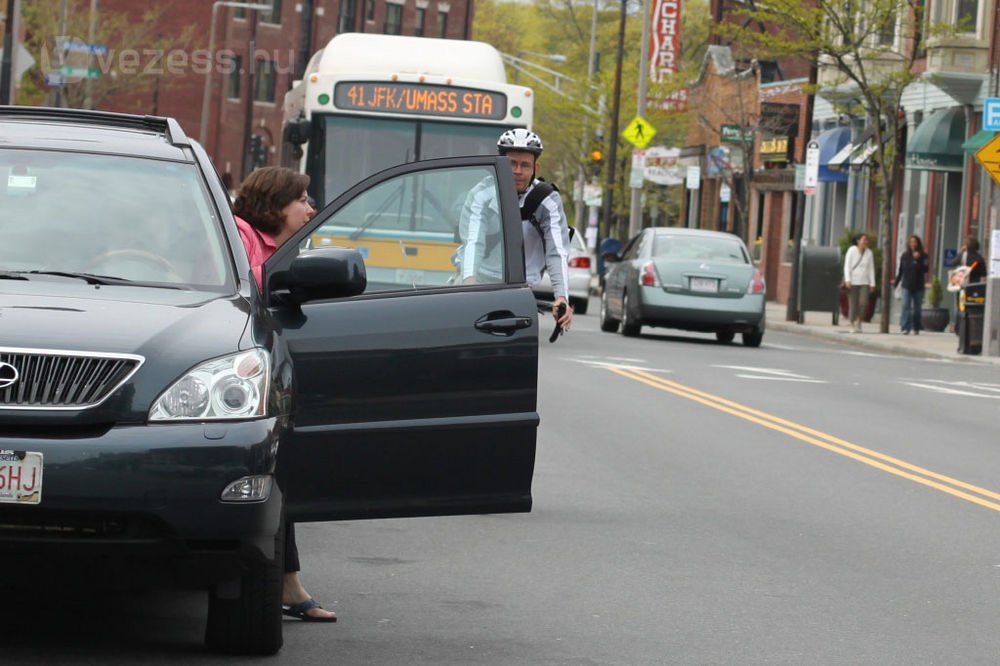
[839,289,879,322]
[921,307,949,332]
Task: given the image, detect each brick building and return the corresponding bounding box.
[98,0,473,186]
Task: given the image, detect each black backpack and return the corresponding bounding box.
[483,181,571,256]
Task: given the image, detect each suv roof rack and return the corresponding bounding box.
[0,105,191,147]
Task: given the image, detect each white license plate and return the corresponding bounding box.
[0,450,43,504]
[690,277,719,293]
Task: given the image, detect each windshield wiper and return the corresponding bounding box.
[15,270,187,289]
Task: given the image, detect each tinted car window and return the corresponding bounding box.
[653,234,748,264]
[0,149,231,289]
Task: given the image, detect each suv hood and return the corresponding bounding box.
[0,283,253,424]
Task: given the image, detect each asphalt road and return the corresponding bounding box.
[6,298,1000,665]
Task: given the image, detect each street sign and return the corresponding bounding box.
[60,66,101,79]
[686,165,700,190]
[975,132,1000,187]
[720,124,753,144]
[44,72,65,87]
[629,149,645,189]
[622,116,656,149]
[64,40,109,56]
[984,98,1000,132]
[583,183,602,207]
[804,139,820,195]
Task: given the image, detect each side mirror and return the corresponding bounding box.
[283,118,312,146]
[286,247,366,303]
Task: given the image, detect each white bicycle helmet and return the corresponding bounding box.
[497,128,544,156]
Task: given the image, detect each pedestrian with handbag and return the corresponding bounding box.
[843,232,876,333]
[893,235,929,335]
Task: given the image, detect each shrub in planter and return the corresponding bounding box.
[921,275,949,332]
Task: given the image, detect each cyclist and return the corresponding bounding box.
[457,129,573,332]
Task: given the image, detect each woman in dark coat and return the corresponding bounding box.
[893,235,929,334]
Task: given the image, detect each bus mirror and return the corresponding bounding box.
[283,119,312,146]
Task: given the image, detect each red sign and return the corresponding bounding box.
[650,0,681,83]
[648,0,686,113]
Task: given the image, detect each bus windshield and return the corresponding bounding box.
[313,115,507,204]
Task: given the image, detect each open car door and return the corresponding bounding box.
[264,156,539,522]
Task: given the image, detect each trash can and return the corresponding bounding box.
[597,238,623,289]
[958,282,985,355]
[796,245,842,325]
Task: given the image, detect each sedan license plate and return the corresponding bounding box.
[0,450,43,504]
[690,277,719,293]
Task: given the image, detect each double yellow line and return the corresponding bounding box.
[611,366,1000,513]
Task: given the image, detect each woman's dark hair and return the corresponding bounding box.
[853,233,868,245]
[908,234,924,253]
[233,167,311,236]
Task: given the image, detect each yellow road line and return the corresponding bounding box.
[610,367,1000,513]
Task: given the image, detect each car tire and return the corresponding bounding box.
[571,296,589,316]
[715,330,735,344]
[742,327,764,348]
[620,291,641,337]
[205,519,284,655]
[599,291,619,333]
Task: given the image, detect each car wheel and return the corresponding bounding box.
[599,290,619,333]
[620,291,641,337]
[571,296,589,316]
[742,327,764,348]
[205,518,284,655]
[715,330,735,344]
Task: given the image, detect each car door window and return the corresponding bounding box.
[308,165,501,292]
[621,235,642,260]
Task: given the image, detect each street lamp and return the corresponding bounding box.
[199,1,273,146]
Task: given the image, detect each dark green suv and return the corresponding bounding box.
[0,106,539,654]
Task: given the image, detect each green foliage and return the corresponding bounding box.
[927,275,943,308]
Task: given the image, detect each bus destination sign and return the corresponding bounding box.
[334,82,507,121]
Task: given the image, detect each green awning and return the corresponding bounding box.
[906,107,966,172]
[962,129,995,153]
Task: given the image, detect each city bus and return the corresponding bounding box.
[282,33,534,288]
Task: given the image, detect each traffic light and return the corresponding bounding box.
[589,144,604,179]
[250,134,267,168]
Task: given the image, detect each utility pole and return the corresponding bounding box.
[83,0,98,110]
[242,10,258,179]
[601,0,627,242]
[0,0,15,104]
[53,0,69,108]
[785,58,817,323]
[628,0,652,237]
[574,0,601,247]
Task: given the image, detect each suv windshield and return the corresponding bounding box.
[0,149,231,290]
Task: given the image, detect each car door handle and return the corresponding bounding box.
[474,313,533,336]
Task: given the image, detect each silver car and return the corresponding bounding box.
[531,229,594,314]
[600,228,766,346]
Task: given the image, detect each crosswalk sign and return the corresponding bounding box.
[622,116,656,149]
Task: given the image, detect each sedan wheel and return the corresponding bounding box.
[620,291,641,337]
[599,290,619,333]
[742,327,764,348]
[715,330,735,344]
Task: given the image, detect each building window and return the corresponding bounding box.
[263,0,282,25]
[227,55,242,99]
[436,9,448,37]
[876,14,895,45]
[385,4,403,34]
[234,6,246,19]
[414,7,426,36]
[955,0,979,33]
[338,0,357,33]
[254,59,276,103]
[365,0,375,22]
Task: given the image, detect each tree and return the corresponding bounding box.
[719,0,943,333]
[18,0,194,110]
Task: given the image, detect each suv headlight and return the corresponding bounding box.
[149,350,269,421]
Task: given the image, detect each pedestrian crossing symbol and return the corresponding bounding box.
[622,116,656,149]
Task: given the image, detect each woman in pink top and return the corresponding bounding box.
[233,168,336,623]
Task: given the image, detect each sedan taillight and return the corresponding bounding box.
[569,256,591,269]
[640,261,660,287]
[748,270,765,294]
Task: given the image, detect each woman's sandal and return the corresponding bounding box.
[282,598,337,623]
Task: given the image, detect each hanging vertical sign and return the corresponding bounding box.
[804,140,820,195]
[649,0,686,112]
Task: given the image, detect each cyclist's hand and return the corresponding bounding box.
[553,296,572,331]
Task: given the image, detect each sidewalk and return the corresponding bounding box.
[765,302,1000,365]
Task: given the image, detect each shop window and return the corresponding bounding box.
[254,59,276,103]
[227,55,242,99]
[415,7,426,36]
[384,4,403,34]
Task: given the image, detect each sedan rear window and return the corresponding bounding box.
[0,149,231,290]
[653,234,748,264]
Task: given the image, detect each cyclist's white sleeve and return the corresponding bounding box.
[460,180,500,281]
[537,190,571,300]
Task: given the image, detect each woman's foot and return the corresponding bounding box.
[283,572,337,622]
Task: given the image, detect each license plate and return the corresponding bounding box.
[690,277,719,293]
[0,450,43,504]
[395,268,426,285]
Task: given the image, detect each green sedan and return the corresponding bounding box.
[600,228,766,347]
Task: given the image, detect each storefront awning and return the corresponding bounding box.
[906,106,966,172]
[816,126,851,183]
[962,129,994,154]
[827,127,875,170]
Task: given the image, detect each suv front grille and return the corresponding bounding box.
[0,348,143,410]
